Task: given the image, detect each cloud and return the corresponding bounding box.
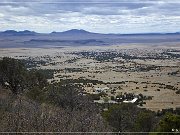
[0,0,179,33]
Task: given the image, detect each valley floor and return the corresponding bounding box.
[1,43,180,111]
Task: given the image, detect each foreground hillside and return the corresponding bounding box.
[0,58,111,132]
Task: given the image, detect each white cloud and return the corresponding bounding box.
[0,0,179,33]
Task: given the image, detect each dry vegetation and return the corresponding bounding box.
[0,88,111,133]
[0,44,180,112]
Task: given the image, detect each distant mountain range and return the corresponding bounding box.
[0,29,180,36]
[0,29,180,48]
[0,30,37,36]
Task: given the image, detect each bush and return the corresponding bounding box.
[156,113,180,132]
[176,90,180,94]
[111,96,115,100]
[88,94,100,100]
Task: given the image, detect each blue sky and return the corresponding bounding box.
[0,0,180,34]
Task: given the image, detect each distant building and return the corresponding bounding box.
[123,97,138,103]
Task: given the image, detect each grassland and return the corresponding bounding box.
[0,43,180,111]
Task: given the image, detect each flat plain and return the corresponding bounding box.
[1,43,180,111]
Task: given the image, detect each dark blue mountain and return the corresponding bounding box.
[2,30,17,34]
[63,29,91,34]
[0,30,36,36]
[51,29,96,35]
[1,29,180,36]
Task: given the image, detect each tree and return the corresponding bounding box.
[0,57,48,95]
[0,57,27,94]
[156,113,180,134]
[134,111,155,132]
[102,103,142,132]
[46,84,89,110]
[26,70,48,90]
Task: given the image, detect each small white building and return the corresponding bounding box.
[123,97,138,103]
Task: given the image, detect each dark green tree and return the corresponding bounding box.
[102,103,142,132]
[0,57,27,94]
[134,111,155,132]
[156,113,180,134]
[0,57,48,95]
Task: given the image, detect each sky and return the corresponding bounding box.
[0,0,180,34]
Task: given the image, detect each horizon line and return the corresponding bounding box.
[0,29,180,35]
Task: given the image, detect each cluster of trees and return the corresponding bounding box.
[164,52,180,59]
[102,104,180,134]
[73,51,170,62]
[168,70,179,76]
[102,104,157,132]
[33,69,55,79]
[0,57,48,94]
[64,68,84,73]
[57,78,104,85]
[21,58,47,68]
